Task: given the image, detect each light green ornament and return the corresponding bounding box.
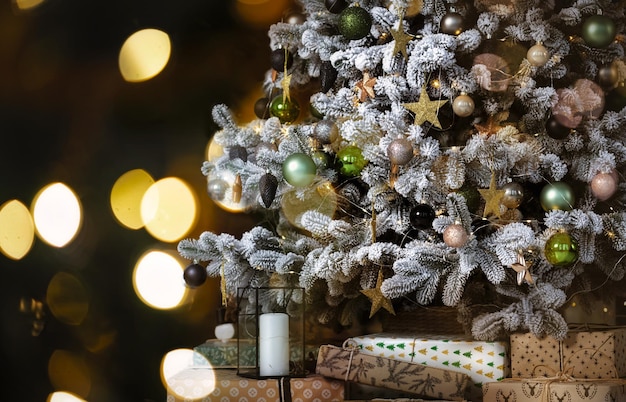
[283,153,317,187]
[544,232,578,266]
[540,181,575,211]
[337,145,368,177]
[582,15,616,48]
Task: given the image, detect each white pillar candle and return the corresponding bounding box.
[258,312,290,376]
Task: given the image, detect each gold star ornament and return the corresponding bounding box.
[403,86,448,128]
[356,72,377,102]
[390,17,413,59]
[361,270,395,318]
[511,252,533,285]
[479,173,505,218]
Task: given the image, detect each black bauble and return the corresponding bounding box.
[410,203,436,229]
[270,49,293,72]
[228,145,248,162]
[183,263,208,288]
[254,97,270,119]
[325,0,348,13]
[546,116,570,140]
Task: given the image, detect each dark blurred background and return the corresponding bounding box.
[0,0,295,400]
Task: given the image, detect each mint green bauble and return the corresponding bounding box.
[582,15,616,48]
[337,145,368,177]
[270,95,300,124]
[338,6,372,40]
[283,153,317,187]
[540,181,575,211]
[544,232,578,266]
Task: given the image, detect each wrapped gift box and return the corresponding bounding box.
[316,344,470,401]
[166,368,344,402]
[510,328,626,378]
[348,333,509,394]
[482,378,626,402]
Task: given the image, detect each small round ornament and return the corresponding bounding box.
[183,263,207,288]
[526,43,549,67]
[410,203,436,229]
[440,12,464,35]
[452,93,475,117]
[387,138,414,165]
[544,232,578,267]
[443,223,469,248]
[337,145,368,177]
[283,153,317,187]
[325,0,348,14]
[591,171,618,201]
[598,63,619,88]
[540,181,575,211]
[581,15,616,48]
[270,48,293,72]
[501,182,524,209]
[207,178,228,202]
[311,150,332,168]
[338,6,372,40]
[314,119,339,144]
[270,94,300,124]
[228,145,248,162]
[546,116,570,140]
[285,11,306,25]
[254,97,270,119]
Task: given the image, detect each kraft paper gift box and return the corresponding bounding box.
[482,378,626,402]
[166,368,344,402]
[348,333,509,386]
[510,328,626,378]
[316,344,470,401]
[166,368,281,402]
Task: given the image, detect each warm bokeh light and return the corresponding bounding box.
[46,272,89,326]
[12,0,45,11]
[133,250,188,309]
[110,169,155,229]
[119,28,171,82]
[0,199,35,260]
[161,348,215,399]
[141,177,198,242]
[234,0,291,28]
[32,182,82,247]
[48,350,91,400]
[47,391,87,402]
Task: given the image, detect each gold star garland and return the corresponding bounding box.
[479,173,505,218]
[356,71,377,102]
[403,86,448,128]
[390,15,413,59]
[361,270,395,318]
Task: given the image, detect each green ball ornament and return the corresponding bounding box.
[336,145,368,177]
[540,181,575,211]
[544,232,578,267]
[270,95,300,124]
[582,15,616,48]
[283,153,317,187]
[455,183,481,213]
[338,6,372,40]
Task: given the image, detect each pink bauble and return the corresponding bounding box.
[552,79,605,129]
[591,172,618,201]
[443,224,469,248]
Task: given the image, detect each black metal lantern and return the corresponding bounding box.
[236,286,306,379]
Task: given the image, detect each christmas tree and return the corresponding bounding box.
[178,0,626,341]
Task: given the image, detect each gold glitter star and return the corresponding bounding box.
[479,173,505,218]
[390,17,413,59]
[356,72,377,102]
[361,270,395,318]
[403,86,448,128]
[281,73,292,102]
